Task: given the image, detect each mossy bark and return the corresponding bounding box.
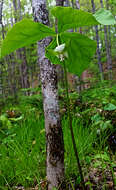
[32,0,64,189]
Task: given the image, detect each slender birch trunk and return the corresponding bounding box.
[32,0,64,189]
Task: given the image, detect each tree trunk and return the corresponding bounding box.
[13,0,18,23]
[0,0,4,96]
[20,47,30,90]
[32,0,64,189]
[0,0,4,39]
[100,0,112,80]
[106,0,112,77]
[75,0,80,9]
[91,0,104,80]
[64,0,70,6]
[13,0,30,92]
[17,0,22,20]
[0,0,3,24]
[56,0,64,6]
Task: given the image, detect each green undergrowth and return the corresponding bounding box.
[0,113,46,189]
[0,109,99,189]
[0,82,116,188]
[0,113,113,189]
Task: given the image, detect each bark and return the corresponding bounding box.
[71,0,74,8]
[0,64,3,97]
[13,0,30,91]
[7,58,13,95]
[9,3,14,27]
[0,69,2,96]
[12,0,21,97]
[64,0,70,6]
[17,0,22,20]
[75,0,80,9]
[0,0,4,39]
[32,0,64,189]
[56,0,64,6]
[91,0,104,80]
[106,0,112,75]
[76,0,82,34]
[100,0,112,80]
[13,0,18,23]
[10,54,17,97]
[18,48,30,91]
[0,0,3,24]
[0,0,4,96]
[20,48,30,90]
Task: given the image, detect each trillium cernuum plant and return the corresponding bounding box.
[0,7,116,76]
[0,6,115,189]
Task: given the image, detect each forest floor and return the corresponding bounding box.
[0,81,116,189]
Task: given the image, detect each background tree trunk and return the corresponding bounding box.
[13,0,30,93]
[0,0,4,39]
[32,0,64,189]
[100,0,112,80]
[0,0,4,97]
[91,0,104,80]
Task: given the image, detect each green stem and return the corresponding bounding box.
[63,60,86,190]
[56,34,60,46]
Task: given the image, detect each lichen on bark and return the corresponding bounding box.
[32,0,64,189]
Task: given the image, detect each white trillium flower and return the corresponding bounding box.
[54,43,66,53]
[54,43,68,61]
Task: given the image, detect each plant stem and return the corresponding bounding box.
[63,60,86,190]
[56,34,59,46]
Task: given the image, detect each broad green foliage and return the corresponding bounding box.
[51,7,116,33]
[1,19,56,58]
[51,6,99,33]
[94,8,116,25]
[46,33,96,76]
[61,32,96,76]
[1,6,116,76]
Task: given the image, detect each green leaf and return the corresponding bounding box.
[51,6,99,32]
[60,32,97,76]
[94,8,116,25]
[104,103,116,111]
[91,113,101,122]
[46,33,96,76]
[9,115,24,122]
[1,19,56,58]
